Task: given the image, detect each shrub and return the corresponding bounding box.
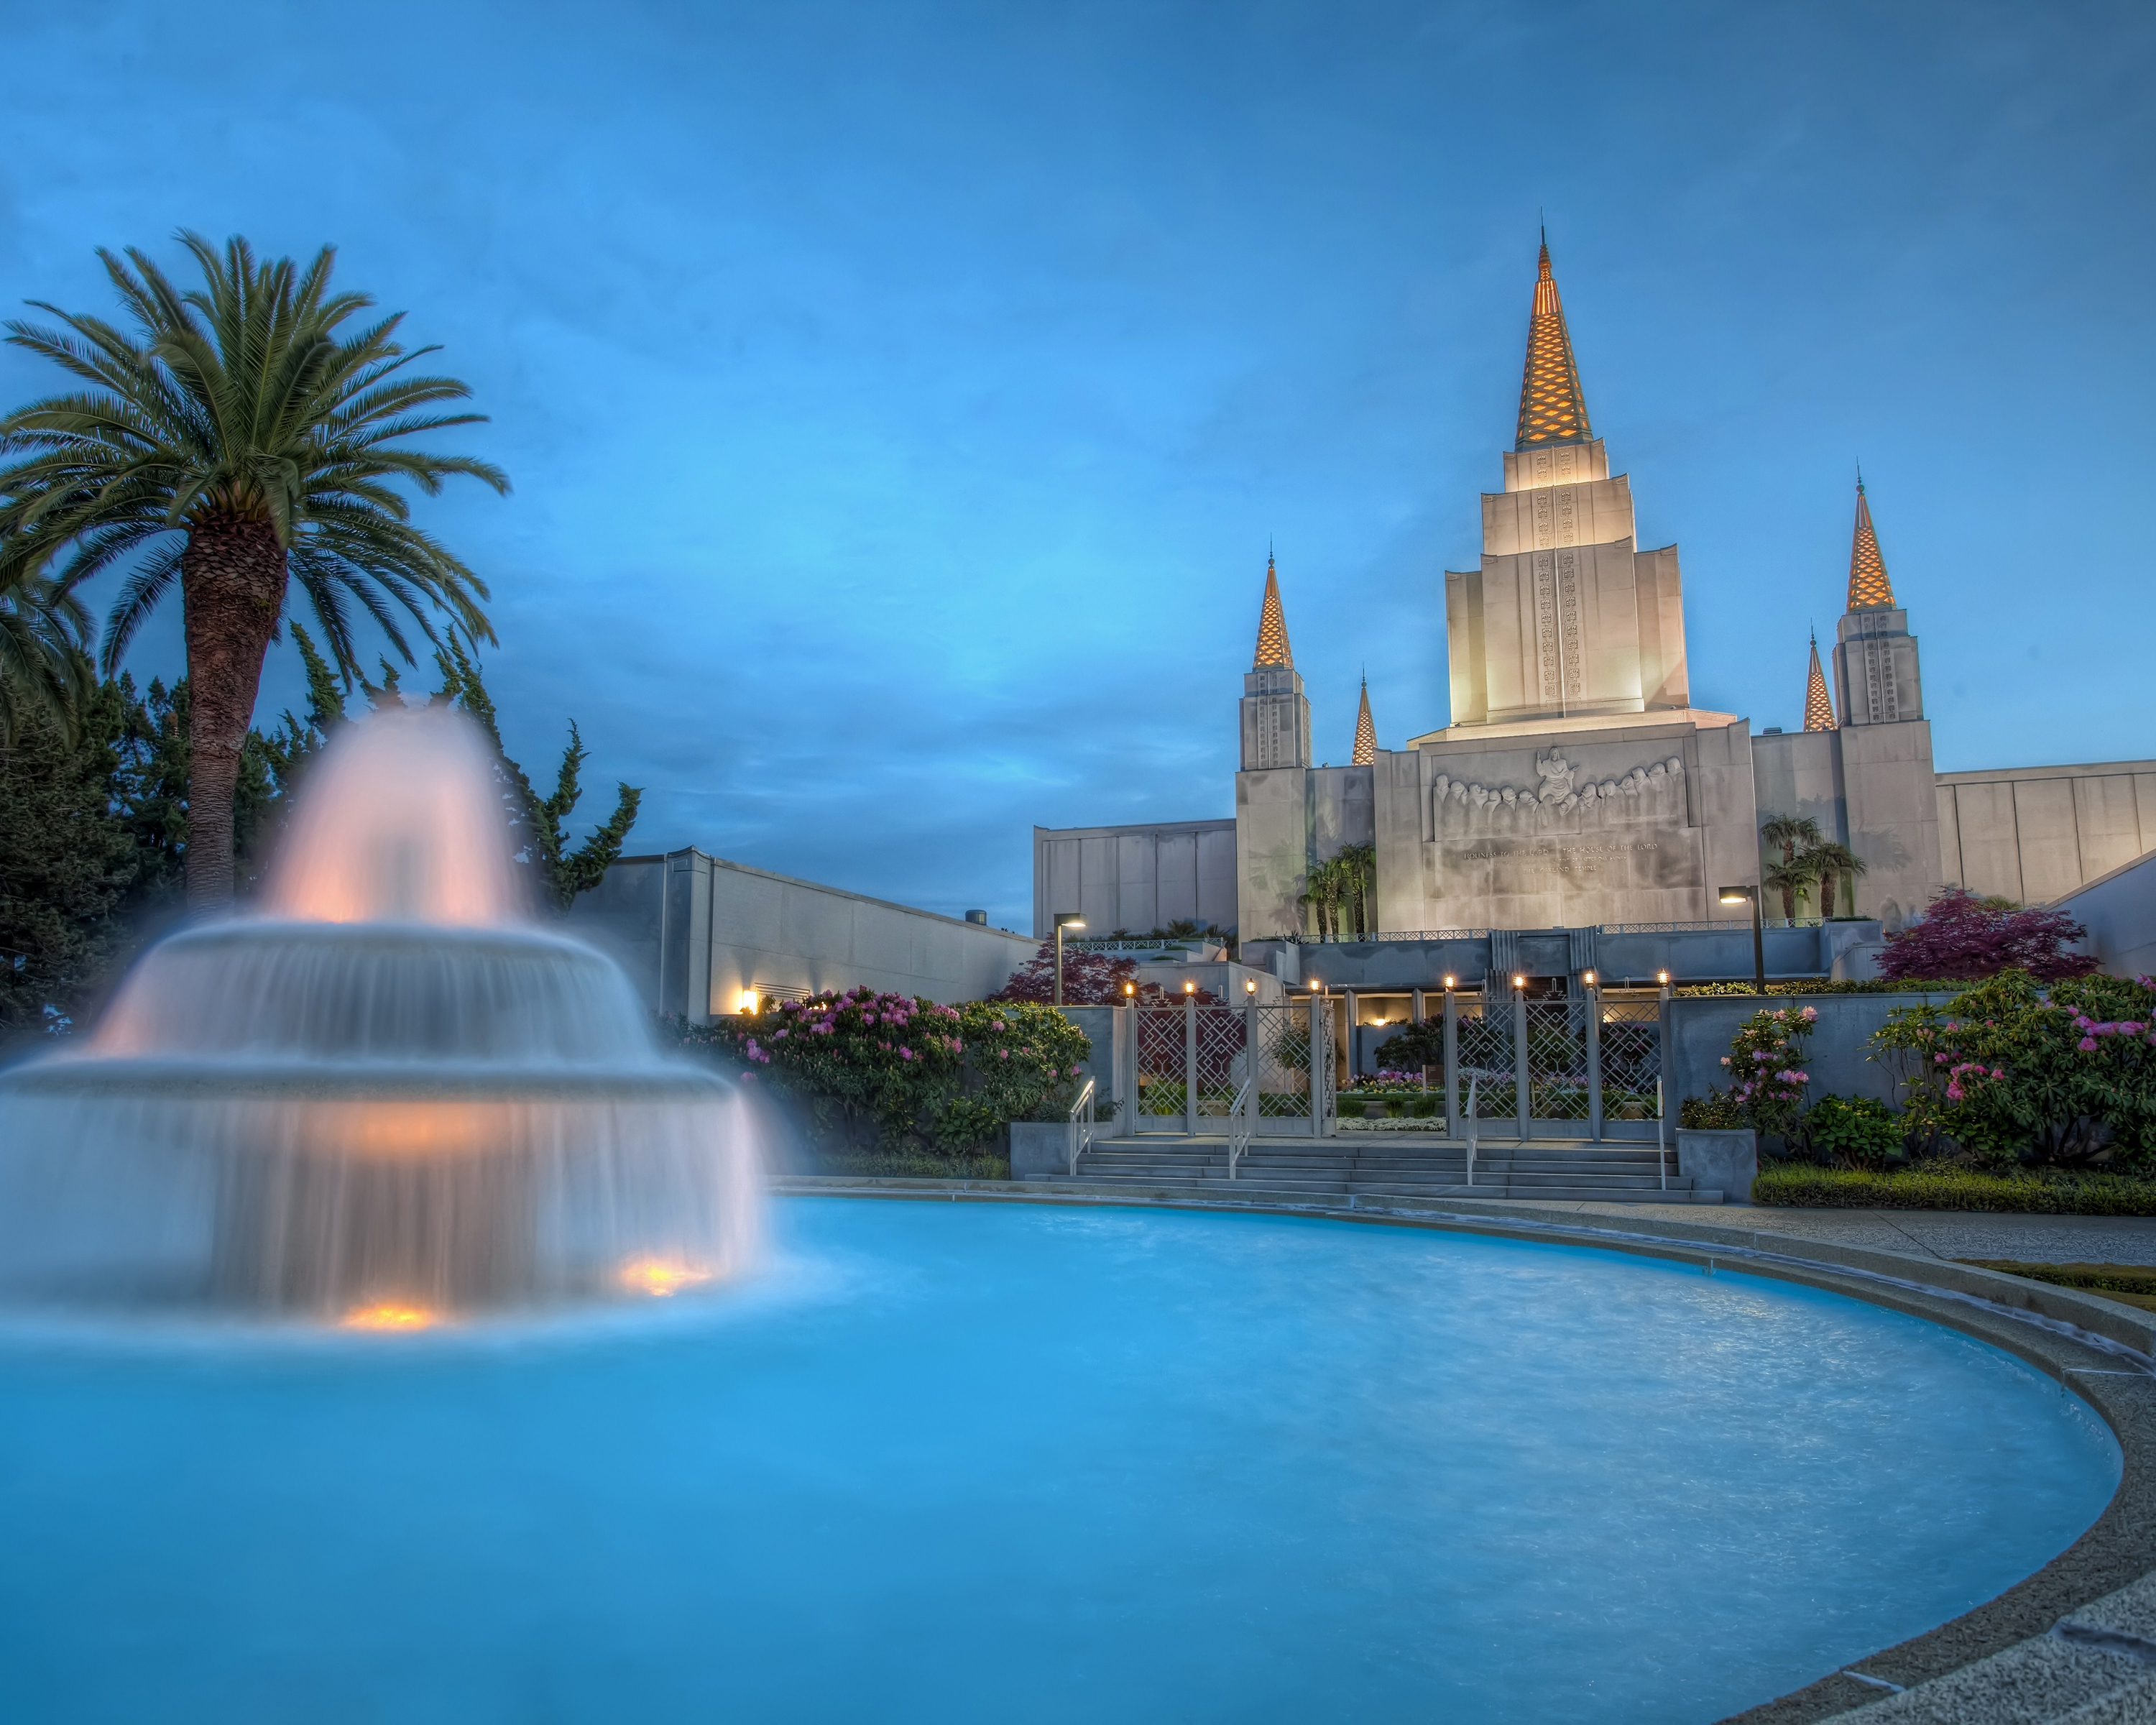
[1679,1091,1744,1129]
[1676,978,1961,997]
[1800,1093,1904,1169]
[1718,1005,1818,1138]
[950,1000,1094,1131]
[1373,1021,1443,1070]
[1871,970,2156,1172]
[1877,887,2098,983]
[990,943,1217,1006]
[1753,1162,2156,1215]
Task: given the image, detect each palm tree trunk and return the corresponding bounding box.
[1818,868,1839,920]
[180,513,286,909]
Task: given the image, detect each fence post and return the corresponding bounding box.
[1184,993,1198,1136]
[1309,991,1325,1140]
[1513,980,1531,1141]
[1586,982,1603,1144]
[1342,988,1358,1082]
[1442,985,1459,1136]
[1112,1004,1132,1139]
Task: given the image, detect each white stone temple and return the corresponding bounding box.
[1036,237,2156,947]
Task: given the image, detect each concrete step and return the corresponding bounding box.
[1042,1174,1726,1206]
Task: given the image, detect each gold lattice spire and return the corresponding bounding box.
[1803,632,1835,731]
[1846,477,1896,610]
[1515,234,1593,450]
[1351,676,1377,765]
[1253,553,1293,668]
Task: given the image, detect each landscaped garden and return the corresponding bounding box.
[1677,891,2156,1211]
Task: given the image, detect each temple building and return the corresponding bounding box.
[1033,238,2156,962]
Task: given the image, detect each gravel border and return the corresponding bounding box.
[769,1174,2156,1724]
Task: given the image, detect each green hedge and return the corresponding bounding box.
[1676,978,1963,997]
[1753,1161,2156,1214]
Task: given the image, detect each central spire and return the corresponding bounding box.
[1253,553,1293,668]
[1351,676,1377,765]
[1515,234,1593,450]
[1846,477,1897,610]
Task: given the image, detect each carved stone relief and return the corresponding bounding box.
[1432,753,1687,836]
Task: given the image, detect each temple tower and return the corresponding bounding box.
[1825,479,1940,925]
[1239,554,1311,770]
[1443,237,1690,727]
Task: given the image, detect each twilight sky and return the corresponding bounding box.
[3,1,2152,929]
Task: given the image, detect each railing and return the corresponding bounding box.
[1227,1079,1254,1179]
[1656,1077,1667,1192]
[1064,937,1225,955]
[1067,1077,1097,1177]
[1463,1074,1478,1190]
[1284,929,1489,944]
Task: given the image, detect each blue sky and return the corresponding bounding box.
[3,1,2151,927]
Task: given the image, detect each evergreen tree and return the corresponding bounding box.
[0,694,139,1031]
[429,635,642,914]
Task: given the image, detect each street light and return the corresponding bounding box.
[1718,884,1766,995]
[1053,913,1086,1006]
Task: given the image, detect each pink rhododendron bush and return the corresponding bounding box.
[1703,1005,1818,1139]
[681,990,1092,1159]
[1872,970,2156,1172]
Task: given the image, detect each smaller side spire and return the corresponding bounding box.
[1802,631,1835,731]
[1253,553,1293,668]
[1846,477,1896,610]
[1351,675,1377,765]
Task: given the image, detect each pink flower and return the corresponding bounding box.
[1720,1056,1731,1067]
[863,1013,877,1025]
[1801,1006,1818,1021]
[900,1047,913,1060]
[2080,1037,2099,1052]
[1069,1064,1081,1076]
[998,1049,1008,1060]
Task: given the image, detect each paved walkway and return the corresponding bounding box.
[1534,1201,2156,1266]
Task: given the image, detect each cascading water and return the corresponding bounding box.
[0,707,763,1321]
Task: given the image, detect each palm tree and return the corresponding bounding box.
[1805,842,1867,919]
[1336,842,1376,937]
[0,573,93,741]
[1762,854,1820,922]
[0,234,507,906]
[1760,814,1821,868]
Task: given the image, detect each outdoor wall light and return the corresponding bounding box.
[1717,883,1768,995]
[737,988,759,1014]
[1582,969,1597,988]
[1052,914,1087,1007]
[1511,973,1526,990]
[1123,981,1135,1001]
[1183,980,1196,995]
[1442,974,1457,990]
[1244,978,1258,995]
[1657,970,1670,986]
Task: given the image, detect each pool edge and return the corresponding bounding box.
[768,1174,2156,1724]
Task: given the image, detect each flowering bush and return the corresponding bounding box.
[676,990,1095,1158]
[1877,888,2098,983]
[1708,1005,1818,1138]
[990,943,1220,1006]
[1871,970,2156,1171]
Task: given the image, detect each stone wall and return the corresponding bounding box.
[1033,817,1238,939]
[1663,992,1960,1110]
[1938,758,2156,906]
[573,849,1037,1022]
[2053,848,2156,979]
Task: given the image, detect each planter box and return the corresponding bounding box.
[1009,1121,1072,1180]
[1676,1128,1758,1205]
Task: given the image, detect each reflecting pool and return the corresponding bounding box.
[0,1199,2119,1723]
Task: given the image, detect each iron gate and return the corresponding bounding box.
[1123,999,1335,1136]
[1439,990,1664,1141]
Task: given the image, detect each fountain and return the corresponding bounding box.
[0,706,763,1320]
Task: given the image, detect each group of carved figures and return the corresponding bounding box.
[1432,753,1688,834]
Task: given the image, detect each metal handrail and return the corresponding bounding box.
[1067,1077,1097,1177]
[1462,1074,1478,1189]
[1656,1077,1667,1192]
[1227,1078,1254,1180]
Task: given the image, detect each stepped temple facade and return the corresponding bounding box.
[1033,239,2156,954]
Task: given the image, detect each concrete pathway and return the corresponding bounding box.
[1530,1201,2156,1266]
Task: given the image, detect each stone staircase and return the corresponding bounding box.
[1049,1133,1723,1204]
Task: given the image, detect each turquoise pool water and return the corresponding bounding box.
[0,1198,2119,1722]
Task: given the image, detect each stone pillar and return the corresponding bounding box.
[1513,983,1532,1141]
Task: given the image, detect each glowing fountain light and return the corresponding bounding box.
[619,1258,716,1297]
[0,706,767,1320]
[341,1302,439,1333]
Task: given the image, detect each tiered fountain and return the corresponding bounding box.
[0,707,763,1322]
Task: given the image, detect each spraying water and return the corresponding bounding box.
[0,706,763,1321]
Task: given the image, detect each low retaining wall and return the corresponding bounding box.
[1665,992,1961,1110]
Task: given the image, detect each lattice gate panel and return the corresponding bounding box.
[1524,1000,1590,1121]
[1454,1003,1515,1119]
[1598,1001,1664,1123]
[1133,1008,1187,1124]
[1192,1008,1248,1121]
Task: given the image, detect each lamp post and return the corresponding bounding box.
[1718,885,1766,995]
[1053,914,1086,1006]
